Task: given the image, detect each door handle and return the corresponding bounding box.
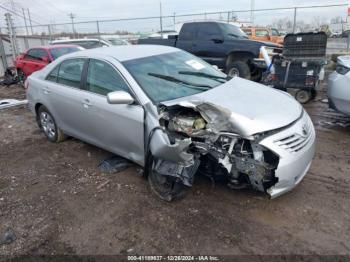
[43,88,50,95]
[82,99,92,108]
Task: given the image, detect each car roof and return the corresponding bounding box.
[52,38,104,43]
[27,44,81,50]
[64,45,178,62]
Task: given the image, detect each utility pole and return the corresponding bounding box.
[159,2,163,38]
[5,13,19,64]
[293,7,297,33]
[22,8,29,35]
[250,0,255,25]
[69,13,76,38]
[27,8,33,35]
[173,12,176,31]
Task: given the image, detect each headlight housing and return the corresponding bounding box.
[336,64,350,75]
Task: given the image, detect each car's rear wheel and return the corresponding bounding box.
[37,106,66,143]
[148,159,187,202]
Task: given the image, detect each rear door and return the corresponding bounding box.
[192,23,226,67]
[176,23,198,53]
[22,48,49,76]
[44,58,88,138]
[78,58,144,164]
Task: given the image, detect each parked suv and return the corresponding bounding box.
[15,45,82,81]
[242,27,284,45]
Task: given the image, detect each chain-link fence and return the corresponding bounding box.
[5,3,350,40]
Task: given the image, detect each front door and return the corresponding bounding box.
[80,59,144,164]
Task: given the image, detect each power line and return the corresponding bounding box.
[0,3,42,24]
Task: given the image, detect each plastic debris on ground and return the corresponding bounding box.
[98,155,134,174]
[0,99,28,110]
[0,228,16,246]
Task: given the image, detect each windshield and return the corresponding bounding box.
[218,23,248,39]
[122,51,228,103]
[49,47,81,60]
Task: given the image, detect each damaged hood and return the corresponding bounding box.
[161,77,302,137]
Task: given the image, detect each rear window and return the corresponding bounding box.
[50,47,81,60]
[255,29,269,37]
[180,23,197,41]
[57,58,85,88]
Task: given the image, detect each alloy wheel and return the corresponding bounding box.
[40,112,56,139]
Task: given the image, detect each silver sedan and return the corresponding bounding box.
[26,45,316,201]
[328,55,350,116]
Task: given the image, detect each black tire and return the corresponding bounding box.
[226,61,251,79]
[295,90,311,104]
[37,106,66,143]
[148,160,187,202]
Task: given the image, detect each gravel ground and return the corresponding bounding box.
[0,84,349,256]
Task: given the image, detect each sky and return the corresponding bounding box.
[0,0,349,33]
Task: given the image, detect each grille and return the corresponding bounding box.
[274,116,313,153]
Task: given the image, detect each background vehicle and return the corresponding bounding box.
[148,30,179,39]
[328,55,350,116]
[15,44,82,80]
[51,38,112,49]
[138,21,279,80]
[242,27,284,45]
[103,38,130,45]
[26,45,315,201]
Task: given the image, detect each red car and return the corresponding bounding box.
[15,45,82,81]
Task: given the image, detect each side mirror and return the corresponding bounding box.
[107,91,134,105]
[212,65,219,70]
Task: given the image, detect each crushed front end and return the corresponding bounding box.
[146,101,315,200]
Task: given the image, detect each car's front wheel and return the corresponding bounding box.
[226,61,251,79]
[148,160,188,202]
[37,106,66,143]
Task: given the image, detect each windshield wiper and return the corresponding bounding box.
[148,73,212,90]
[178,71,228,83]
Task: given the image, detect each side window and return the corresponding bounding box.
[46,65,60,82]
[243,29,252,36]
[77,41,102,49]
[197,23,220,40]
[57,59,85,88]
[25,49,48,61]
[180,24,197,41]
[271,29,279,36]
[86,59,129,96]
[255,29,269,37]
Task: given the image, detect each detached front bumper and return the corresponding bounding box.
[259,112,316,198]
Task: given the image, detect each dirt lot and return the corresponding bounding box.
[0,84,350,256]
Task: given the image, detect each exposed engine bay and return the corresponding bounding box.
[150,103,280,199]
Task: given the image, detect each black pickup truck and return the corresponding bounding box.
[139,21,278,80]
